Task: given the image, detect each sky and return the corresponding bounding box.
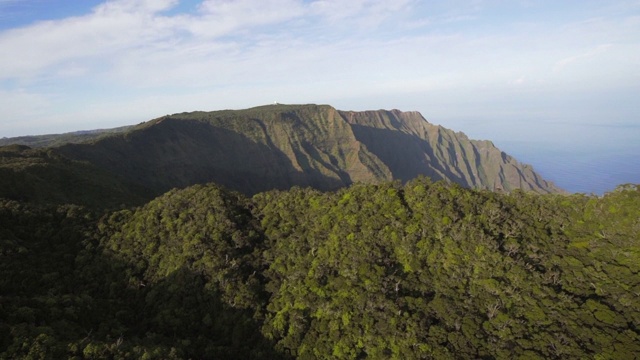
[1,0,639,192]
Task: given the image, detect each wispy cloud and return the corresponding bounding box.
[189,0,305,38]
[0,0,424,89]
[553,44,613,72]
[0,0,180,80]
[0,0,639,137]
[309,0,412,25]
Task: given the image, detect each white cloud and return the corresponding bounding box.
[553,44,613,72]
[0,0,181,80]
[309,0,412,25]
[187,0,305,38]
[94,0,179,14]
[0,0,639,137]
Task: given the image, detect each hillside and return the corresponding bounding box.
[1,104,637,359]
[0,144,150,208]
[1,180,638,359]
[0,125,133,148]
[44,104,561,202]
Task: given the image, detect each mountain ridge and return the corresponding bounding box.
[0,125,133,148]
[2,104,563,206]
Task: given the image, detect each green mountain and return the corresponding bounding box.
[42,104,561,203]
[3,105,639,359]
[0,125,133,148]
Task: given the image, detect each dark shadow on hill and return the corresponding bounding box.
[55,118,348,198]
[91,263,289,359]
[0,200,290,359]
[350,124,470,186]
[0,145,150,208]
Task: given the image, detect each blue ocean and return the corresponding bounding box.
[438,119,640,195]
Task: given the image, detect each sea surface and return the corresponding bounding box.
[436,119,640,195]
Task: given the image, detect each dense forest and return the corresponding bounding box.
[1,178,639,359]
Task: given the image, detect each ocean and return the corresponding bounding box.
[436,119,640,195]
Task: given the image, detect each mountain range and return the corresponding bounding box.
[3,104,639,359]
[0,104,562,207]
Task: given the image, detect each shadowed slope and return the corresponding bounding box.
[21,104,562,203]
[54,105,391,198]
[0,144,149,207]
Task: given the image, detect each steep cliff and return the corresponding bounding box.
[8,104,561,204]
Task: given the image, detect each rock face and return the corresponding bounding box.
[50,104,561,197]
[341,108,561,193]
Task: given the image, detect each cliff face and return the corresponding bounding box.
[340,109,562,193]
[52,104,561,197]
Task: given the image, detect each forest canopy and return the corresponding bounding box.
[1,179,639,359]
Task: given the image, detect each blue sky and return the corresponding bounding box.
[2,0,638,193]
[0,0,638,142]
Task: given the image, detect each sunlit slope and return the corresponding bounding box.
[342,109,562,193]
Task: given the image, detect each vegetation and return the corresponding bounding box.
[0,145,150,208]
[2,104,562,201]
[0,126,133,148]
[1,178,638,359]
